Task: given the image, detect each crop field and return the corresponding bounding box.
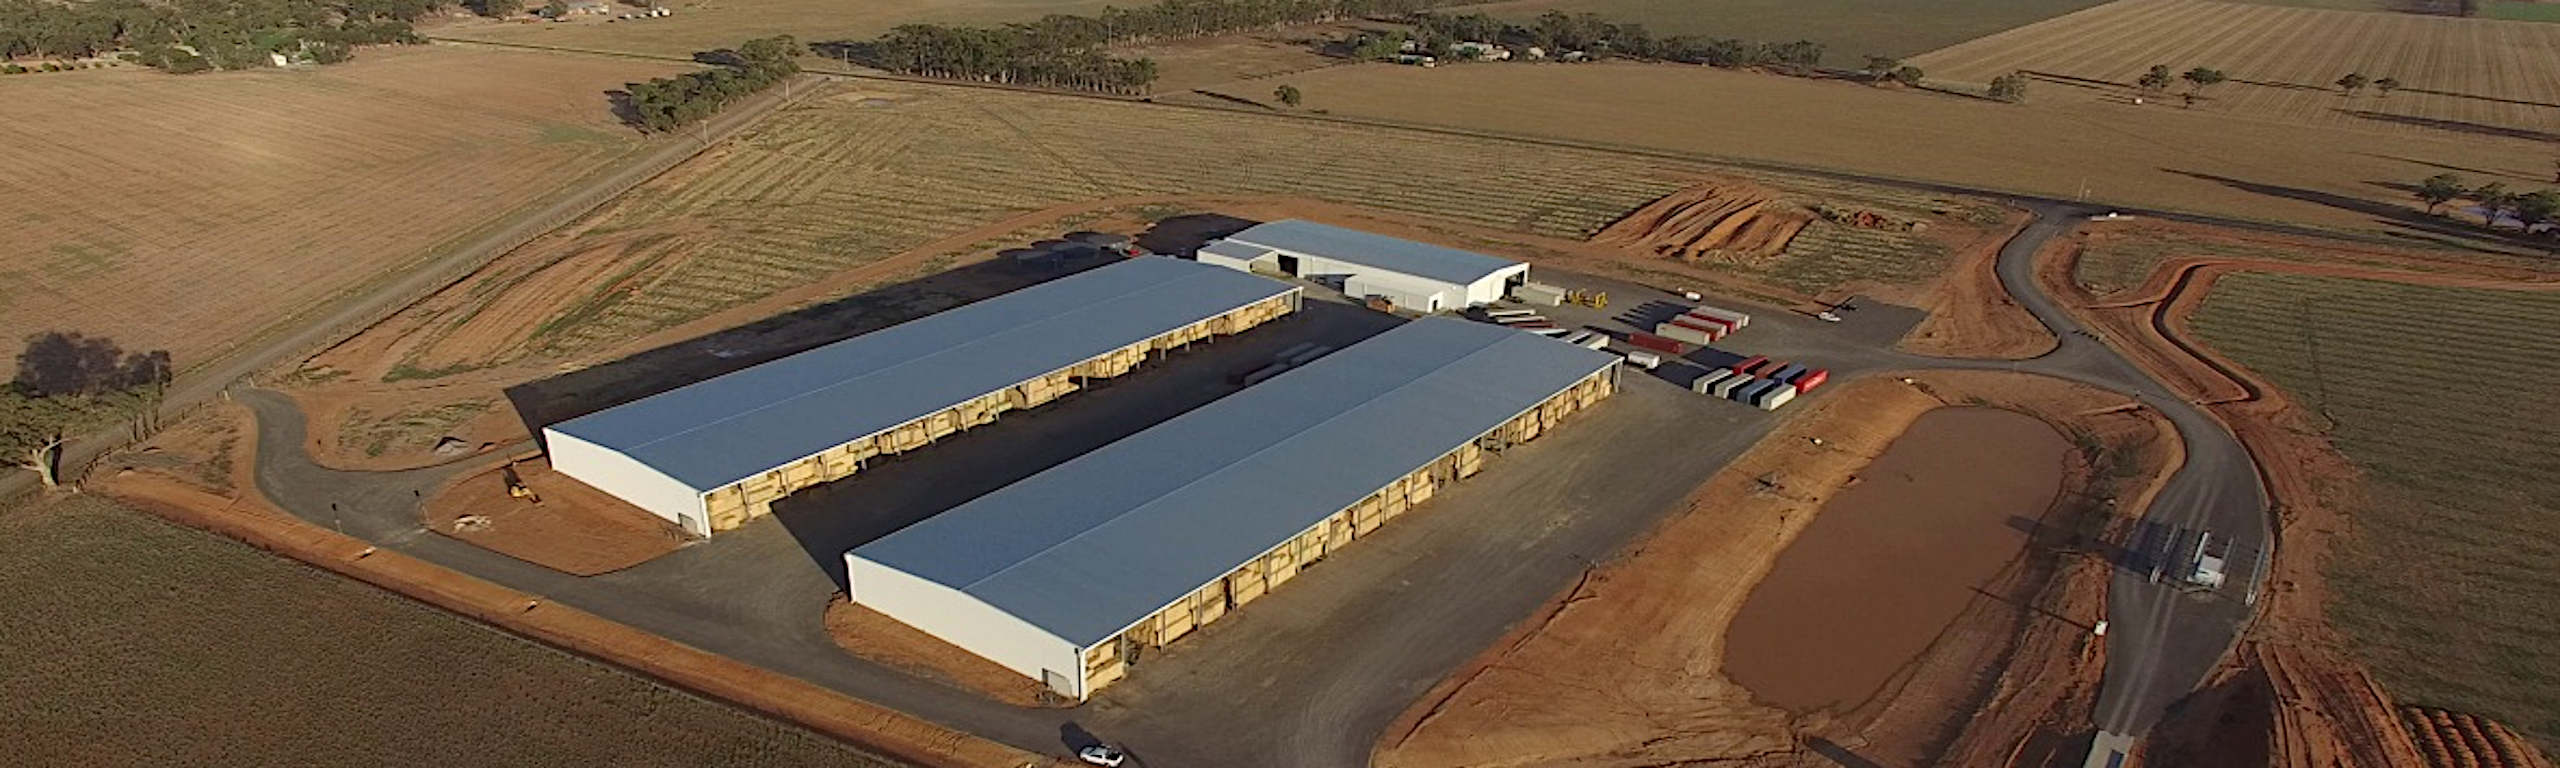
[2187,272,2560,746]
[0,495,898,767]
[432,0,1115,59]
[1446,0,2112,65]
[1911,0,2560,138]
[353,80,1976,379]
[1219,59,2551,234]
[0,45,684,371]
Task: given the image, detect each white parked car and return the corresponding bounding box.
[1078,745,1127,766]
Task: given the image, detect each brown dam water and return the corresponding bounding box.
[1722,406,2070,714]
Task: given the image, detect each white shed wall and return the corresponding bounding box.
[544,428,710,536]
[1466,263,1532,306]
[1345,273,1449,313]
[846,553,1085,697]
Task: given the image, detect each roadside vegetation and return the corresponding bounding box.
[2413,173,2560,240]
[625,36,799,131]
[2186,272,2560,747]
[0,495,902,766]
[821,0,1466,92]
[4,333,170,488]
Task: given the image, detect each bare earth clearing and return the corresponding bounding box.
[0,44,686,370]
[1375,370,2177,768]
[1914,0,2560,140]
[286,80,2015,468]
[1220,60,2549,237]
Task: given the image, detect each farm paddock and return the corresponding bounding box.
[2187,272,2560,748]
[1217,59,2549,236]
[1446,0,2113,66]
[0,495,898,767]
[0,44,687,371]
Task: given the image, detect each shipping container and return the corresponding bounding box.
[1654,323,1713,346]
[1794,368,1830,393]
[1731,355,1769,374]
[1694,368,1736,391]
[1679,313,1738,334]
[1668,318,1725,341]
[1754,384,1798,411]
[1627,332,1684,354]
[1690,374,1717,394]
[1710,375,1755,398]
[1768,362,1807,384]
[1493,314,1544,325]
[1623,350,1663,370]
[1529,327,1571,338]
[1514,283,1567,306]
[1579,334,1610,350]
[1732,378,1780,403]
[1561,330,1595,346]
[1514,321,1556,330]
[1486,309,1537,320]
[1690,305,1750,328]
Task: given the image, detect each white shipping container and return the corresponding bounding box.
[1514,284,1566,306]
[1486,309,1537,319]
[1654,323,1713,346]
[1623,350,1662,369]
[1561,330,1596,346]
[1529,328,1570,338]
[1755,385,1798,411]
[1696,368,1736,388]
[1711,375,1754,398]
[1579,334,1610,350]
[1494,314,1546,326]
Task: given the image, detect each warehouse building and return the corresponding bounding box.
[1194,219,1529,311]
[845,317,1619,699]
[543,257,1301,537]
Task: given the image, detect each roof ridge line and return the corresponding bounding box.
[948,327,1519,602]
[615,265,1254,459]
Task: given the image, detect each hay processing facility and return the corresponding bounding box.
[542,257,1301,537]
[1193,219,1529,312]
[845,317,1619,700]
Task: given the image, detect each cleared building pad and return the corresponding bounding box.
[846,317,1620,699]
[544,257,1300,537]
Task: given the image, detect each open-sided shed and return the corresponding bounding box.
[846,317,1619,699]
[542,257,1300,537]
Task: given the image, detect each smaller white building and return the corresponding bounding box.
[1194,219,1529,312]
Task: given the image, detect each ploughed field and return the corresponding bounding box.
[0,496,897,767]
[1911,0,2560,137]
[0,45,684,370]
[2186,272,2560,746]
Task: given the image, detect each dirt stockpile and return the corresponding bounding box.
[2405,706,2555,768]
[2142,643,2557,768]
[1593,181,1811,265]
[1374,371,2176,768]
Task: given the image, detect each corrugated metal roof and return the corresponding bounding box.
[850,317,1617,647]
[1194,239,1274,263]
[545,258,1296,492]
[1217,219,1521,286]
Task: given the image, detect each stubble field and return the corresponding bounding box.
[1912,0,2560,139]
[1220,58,2550,237]
[0,495,898,767]
[0,44,684,371]
[2186,272,2560,746]
[336,80,1976,383]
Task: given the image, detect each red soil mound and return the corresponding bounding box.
[1593,181,1811,265]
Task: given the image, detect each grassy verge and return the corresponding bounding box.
[2187,272,2560,746]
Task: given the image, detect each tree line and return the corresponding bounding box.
[624,36,798,132]
[2414,173,2560,237]
[819,0,1466,93]
[0,0,431,72]
[1398,11,1824,70]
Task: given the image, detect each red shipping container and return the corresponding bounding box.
[1628,332,1685,354]
[1731,355,1768,374]
[1682,313,1738,332]
[1794,368,1829,393]
[1669,317,1723,339]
